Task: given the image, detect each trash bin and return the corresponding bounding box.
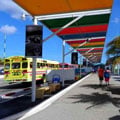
[36,87,44,99]
[49,83,61,92]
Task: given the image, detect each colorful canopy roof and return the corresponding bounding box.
[14,0,113,63]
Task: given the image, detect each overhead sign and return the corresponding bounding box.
[25,25,43,57]
[71,52,78,64]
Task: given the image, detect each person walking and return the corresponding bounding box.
[97,66,104,86]
[104,67,111,86]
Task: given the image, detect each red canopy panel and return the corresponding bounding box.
[77,48,103,51]
[77,48,103,53]
[66,37,105,44]
[51,24,108,35]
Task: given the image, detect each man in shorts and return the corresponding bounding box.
[98,66,104,86]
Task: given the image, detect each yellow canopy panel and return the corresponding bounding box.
[14,0,113,16]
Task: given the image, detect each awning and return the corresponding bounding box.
[14,0,113,63]
[14,0,113,16]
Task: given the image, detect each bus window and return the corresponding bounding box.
[5,63,10,69]
[63,64,67,68]
[5,59,10,62]
[40,63,42,67]
[22,62,28,68]
[42,63,45,67]
[55,65,58,68]
[49,64,52,68]
[59,64,62,68]
[46,64,48,67]
[30,62,32,68]
[52,64,55,68]
[12,63,20,69]
[37,63,41,68]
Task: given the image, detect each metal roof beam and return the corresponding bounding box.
[65,36,106,41]
[83,48,94,54]
[64,39,92,56]
[36,9,111,20]
[43,15,84,42]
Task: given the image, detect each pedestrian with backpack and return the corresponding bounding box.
[104,67,111,86]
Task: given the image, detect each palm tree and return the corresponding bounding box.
[106,36,120,65]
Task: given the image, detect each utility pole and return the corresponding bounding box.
[3,33,7,58]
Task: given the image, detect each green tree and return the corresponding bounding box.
[106,36,120,65]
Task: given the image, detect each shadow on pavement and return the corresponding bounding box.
[0,95,46,119]
[0,82,31,89]
[68,92,120,109]
[81,84,107,89]
[81,83,120,96]
[109,115,120,120]
[106,86,120,96]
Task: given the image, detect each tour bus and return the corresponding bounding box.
[4,56,59,83]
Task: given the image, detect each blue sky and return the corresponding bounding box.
[102,0,120,63]
[0,0,120,64]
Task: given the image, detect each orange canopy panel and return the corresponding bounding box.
[14,0,113,16]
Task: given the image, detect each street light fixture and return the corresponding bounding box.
[21,13,32,21]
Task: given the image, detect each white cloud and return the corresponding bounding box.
[111,17,120,24]
[0,0,28,19]
[0,25,17,34]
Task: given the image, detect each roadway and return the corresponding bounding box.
[0,75,32,105]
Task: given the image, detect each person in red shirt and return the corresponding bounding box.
[97,66,104,86]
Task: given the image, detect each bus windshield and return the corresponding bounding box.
[5,63,10,69]
[12,63,20,69]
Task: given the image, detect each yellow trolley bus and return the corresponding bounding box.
[4,56,59,83]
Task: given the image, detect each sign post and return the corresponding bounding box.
[32,57,36,102]
[62,40,65,87]
[25,18,43,102]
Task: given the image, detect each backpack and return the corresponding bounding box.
[104,71,110,78]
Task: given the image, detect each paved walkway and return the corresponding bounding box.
[19,73,120,120]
